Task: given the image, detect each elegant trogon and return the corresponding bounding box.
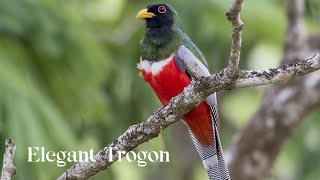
[136,4,230,180]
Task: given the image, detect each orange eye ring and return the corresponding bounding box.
[158,6,166,14]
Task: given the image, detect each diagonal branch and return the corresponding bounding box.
[1,139,16,180]
[57,53,320,180]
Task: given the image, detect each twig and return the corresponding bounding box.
[235,53,320,88]
[226,0,244,78]
[1,139,16,180]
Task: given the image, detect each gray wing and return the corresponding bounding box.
[174,45,217,107]
[182,32,209,68]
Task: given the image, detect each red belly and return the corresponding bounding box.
[140,58,214,146]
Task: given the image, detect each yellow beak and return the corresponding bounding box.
[136,9,156,19]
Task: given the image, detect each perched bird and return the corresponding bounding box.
[136,4,230,180]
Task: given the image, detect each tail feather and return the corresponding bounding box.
[187,106,230,180]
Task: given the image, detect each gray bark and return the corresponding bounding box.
[227,0,320,179]
[0,139,16,180]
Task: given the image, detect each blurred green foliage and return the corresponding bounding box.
[0,0,319,179]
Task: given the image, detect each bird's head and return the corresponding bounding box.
[137,4,184,60]
[136,4,182,30]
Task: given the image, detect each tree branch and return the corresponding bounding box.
[226,0,244,78]
[227,0,320,179]
[57,0,320,179]
[58,52,320,179]
[235,53,320,88]
[1,139,16,180]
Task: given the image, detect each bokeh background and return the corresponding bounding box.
[0,0,319,179]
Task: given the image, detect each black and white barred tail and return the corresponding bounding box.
[187,105,230,180]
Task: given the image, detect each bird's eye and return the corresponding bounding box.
[158,6,166,14]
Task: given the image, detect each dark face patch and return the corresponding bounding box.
[145,4,173,29]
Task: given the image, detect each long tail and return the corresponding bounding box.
[186,105,230,180]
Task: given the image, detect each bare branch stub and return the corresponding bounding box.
[1,139,17,180]
[225,0,244,78]
[234,53,320,88]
